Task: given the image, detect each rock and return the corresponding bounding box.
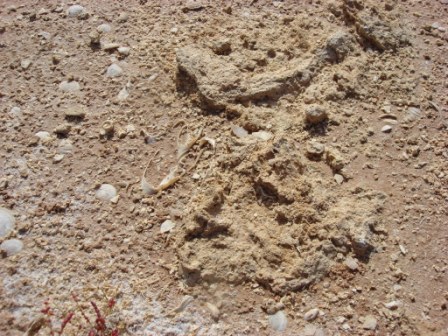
[211,38,232,55]
[322,31,355,62]
[9,106,22,118]
[205,302,220,321]
[89,30,101,45]
[384,300,401,310]
[325,148,345,172]
[344,256,359,270]
[1,239,23,256]
[182,0,205,12]
[53,154,64,163]
[362,315,378,330]
[306,141,325,158]
[103,43,120,51]
[252,131,273,141]
[67,5,87,19]
[301,324,326,336]
[303,308,320,321]
[96,184,117,201]
[305,105,328,124]
[64,104,86,119]
[97,23,112,33]
[58,139,74,154]
[53,123,71,136]
[268,311,287,332]
[334,174,344,184]
[0,208,15,238]
[231,125,248,138]
[381,125,393,133]
[106,64,123,77]
[35,131,52,143]
[117,46,130,56]
[117,86,129,101]
[160,220,176,233]
[59,80,80,92]
[117,12,128,23]
[21,59,32,70]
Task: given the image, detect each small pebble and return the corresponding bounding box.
[334,174,344,184]
[117,12,129,23]
[305,105,328,124]
[160,220,176,233]
[381,125,393,133]
[303,308,320,321]
[384,301,401,310]
[97,23,112,33]
[362,315,377,330]
[268,311,287,331]
[106,64,123,77]
[96,184,117,201]
[118,46,130,56]
[35,131,52,143]
[0,208,15,238]
[59,80,80,92]
[67,5,86,18]
[21,59,32,70]
[1,239,23,256]
[53,154,64,163]
[344,256,359,271]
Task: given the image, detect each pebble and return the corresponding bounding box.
[306,140,325,157]
[117,12,129,23]
[303,308,320,321]
[252,130,273,141]
[58,139,74,154]
[96,184,117,201]
[268,310,287,332]
[305,105,328,124]
[106,64,123,77]
[381,125,393,133]
[21,59,32,70]
[118,46,130,56]
[10,106,22,118]
[53,154,64,163]
[97,23,112,33]
[301,325,326,336]
[67,5,86,18]
[334,174,344,184]
[0,208,15,238]
[35,131,52,143]
[362,315,377,330]
[59,80,80,92]
[344,256,359,271]
[1,239,23,256]
[64,104,86,119]
[160,220,176,233]
[54,123,71,136]
[384,300,401,310]
[103,43,120,51]
[231,125,248,138]
[117,86,129,101]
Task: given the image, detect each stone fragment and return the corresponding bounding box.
[344,256,359,270]
[106,64,123,77]
[268,311,287,332]
[59,81,80,92]
[97,23,112,33]
[381,125,392,133]
[1,239,23,256]
[362,315,377,330]
[67,5,88,19]
[303,308,320,321]
[305,105,328,124]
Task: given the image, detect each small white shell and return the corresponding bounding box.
[96,184,117,201]
[1,239,23,256]
[0,207,15,238]
[160,220,176,233]
[268,311,288,331]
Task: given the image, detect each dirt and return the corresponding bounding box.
[0,0,447,335]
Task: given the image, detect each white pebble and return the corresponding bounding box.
[59,81,80,92]
[96,184,117,201]
[106,64,123,77]
[97,23,112,33]
[384,300,401,310]
[67,5,85,17]
[303,308,320,321]
[0,208,15,238]
[1,239,23,256]
[160,220,176,233]
[268,311,287,331]
[118,47,130,56]
[381,125,392,133]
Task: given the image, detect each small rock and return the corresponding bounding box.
[64,104,86,119]
[211,39,232,55]
[118,46,130,56]
[268,311,287,332]
[205,302,220,321]
[53,123,71,136]
[106,64,123,77]
[384,301,401,310]
[182,0,205,12]
[59,80,80,92]
[117,12,129,23]
[306,141,325,158]
[334,174,344,184]
[53,154,64,163]
[58,139,74,154]
[10,106,22,118]
[97,23,112,33]
[21,59,32,70]
[252,131,273,141]
[89,30,101,45]
[160,220,176,233]
[67,5,87,19]
[303,308,320,321]
[0,208,15,238]
[344,256,359,271]
[301,324,326,336]
[231,125,248,138]
[102,43,120,51]
[381,125,393,133]
[305,105,328,124]
[35,131,52,143]
[362,315,377,330]
[117,86,129,101]
[1,239,23,256]
[96,184,117,201]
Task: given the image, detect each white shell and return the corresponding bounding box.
[1,239,23,256]
[0,208,15,238]
[160,220,176,233]
[268,311,288,331]
[96,184,117,201]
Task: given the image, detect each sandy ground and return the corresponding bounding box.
[0,1,447,335]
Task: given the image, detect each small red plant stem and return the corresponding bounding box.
[71,293,92,325]
[59,312,74,334]
[91,301,106,331]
